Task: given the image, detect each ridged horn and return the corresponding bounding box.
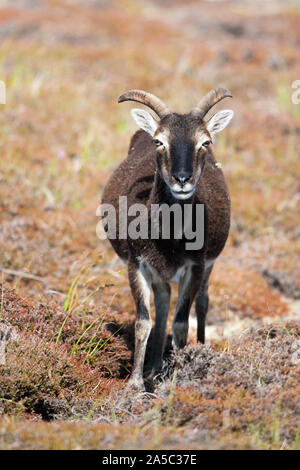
[193,87,232,118]
[118,89,170,118]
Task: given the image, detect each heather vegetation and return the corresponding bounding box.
[0,0,299,449]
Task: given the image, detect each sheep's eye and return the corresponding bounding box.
[202,140,211,148]
[154,139,163,148]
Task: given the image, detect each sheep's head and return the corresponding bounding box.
[119,88,233,200]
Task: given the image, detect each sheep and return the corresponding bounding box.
[101,87,233,390]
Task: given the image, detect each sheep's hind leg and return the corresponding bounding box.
[195,263,214,344]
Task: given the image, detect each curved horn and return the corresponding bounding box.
[118,89,170,118]
[193,87,232,118]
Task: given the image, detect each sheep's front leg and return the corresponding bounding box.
[127,260,152,391]
[147,281,171,378]
[173,265,204,348]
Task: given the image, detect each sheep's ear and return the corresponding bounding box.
[206,109,234,137]
[131,108,158,137]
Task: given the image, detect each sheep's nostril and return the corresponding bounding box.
[174,172,192,184]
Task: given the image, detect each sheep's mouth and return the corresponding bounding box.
[170,187,196,200]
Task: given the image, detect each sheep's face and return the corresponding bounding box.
[131,109,233,200]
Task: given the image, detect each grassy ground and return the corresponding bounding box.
[0,0,299,450]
